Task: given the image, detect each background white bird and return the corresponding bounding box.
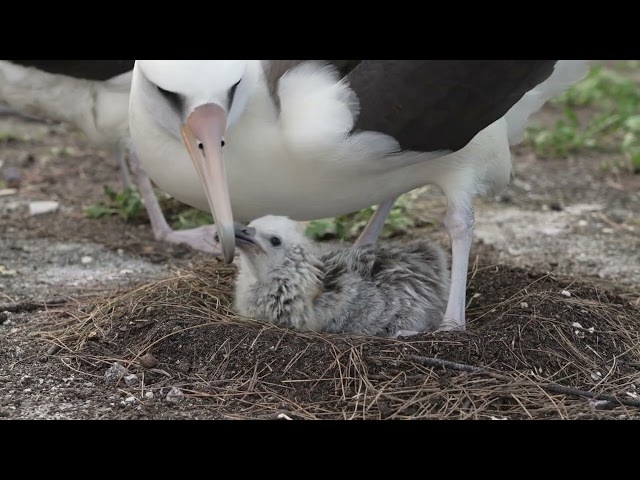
[0,60,135,186]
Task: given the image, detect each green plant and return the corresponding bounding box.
[553,65,640,109]
[85,186,145,222]
[306,194,418,242]
[0,131,30,143]
[86,186,218,229]
[170,208,214,230]
[526,63,640,174]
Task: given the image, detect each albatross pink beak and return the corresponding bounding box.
[181,103,235,263]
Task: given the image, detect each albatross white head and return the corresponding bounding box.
[135,60,254,263]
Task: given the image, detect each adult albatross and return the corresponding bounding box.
[129,60,590,332]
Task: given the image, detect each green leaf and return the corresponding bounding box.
[85,204,119,218]
[624,115,640,132]
[171,208,214,230]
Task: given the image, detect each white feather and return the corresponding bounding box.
[277,62,360,148]
[131,60,590,224]
[504,60,591,145]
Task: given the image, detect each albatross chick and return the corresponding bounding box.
[229,215,450,337]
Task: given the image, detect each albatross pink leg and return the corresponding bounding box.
[440,200,474,332]
[354,196,399,247]
[113,145,132,189]
[128,144,221,255]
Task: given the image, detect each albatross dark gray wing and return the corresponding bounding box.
[345,60,557,152]
[7,60,135,81]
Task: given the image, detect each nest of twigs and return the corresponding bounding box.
[33,258,640,419]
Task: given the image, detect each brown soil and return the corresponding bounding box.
[2,260,638,419]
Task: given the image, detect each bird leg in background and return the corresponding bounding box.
[128,145,222,255]
[0,106,42,122]
[354,196,399,247]
[113,145,132,189]
[440,199,474,332]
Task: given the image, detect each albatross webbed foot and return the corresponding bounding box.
[436,318,466,332]
[158,224,222,254]
[128,143,222,255]
[394,329,422,338]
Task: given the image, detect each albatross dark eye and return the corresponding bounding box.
[270,236,281,247]
[198,141,224,150]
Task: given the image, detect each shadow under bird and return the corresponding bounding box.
[230,215,450,337]
[129,60,590,332]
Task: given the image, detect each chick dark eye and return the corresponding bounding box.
[221,139,226,148]
[270,236,281,247]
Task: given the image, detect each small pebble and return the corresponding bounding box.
[29,201,59,216]
[578,220,589,227]
[119,269,134,275]
[124,374,139,387]
[81,256,93,265]
[104,363,127,383]
[520,302,529,309]
[0,265,17,276]
[124,396,136,404]
[561,290,571,297]
[139,353,158,369]
[18,152,35,167]
[166,387,184,403]
[46,345,61,356]
[144,391,154,400]
[176,358,191,374]
[4,167,21,189]
[591,400,613,410]
[0,188,18,197]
